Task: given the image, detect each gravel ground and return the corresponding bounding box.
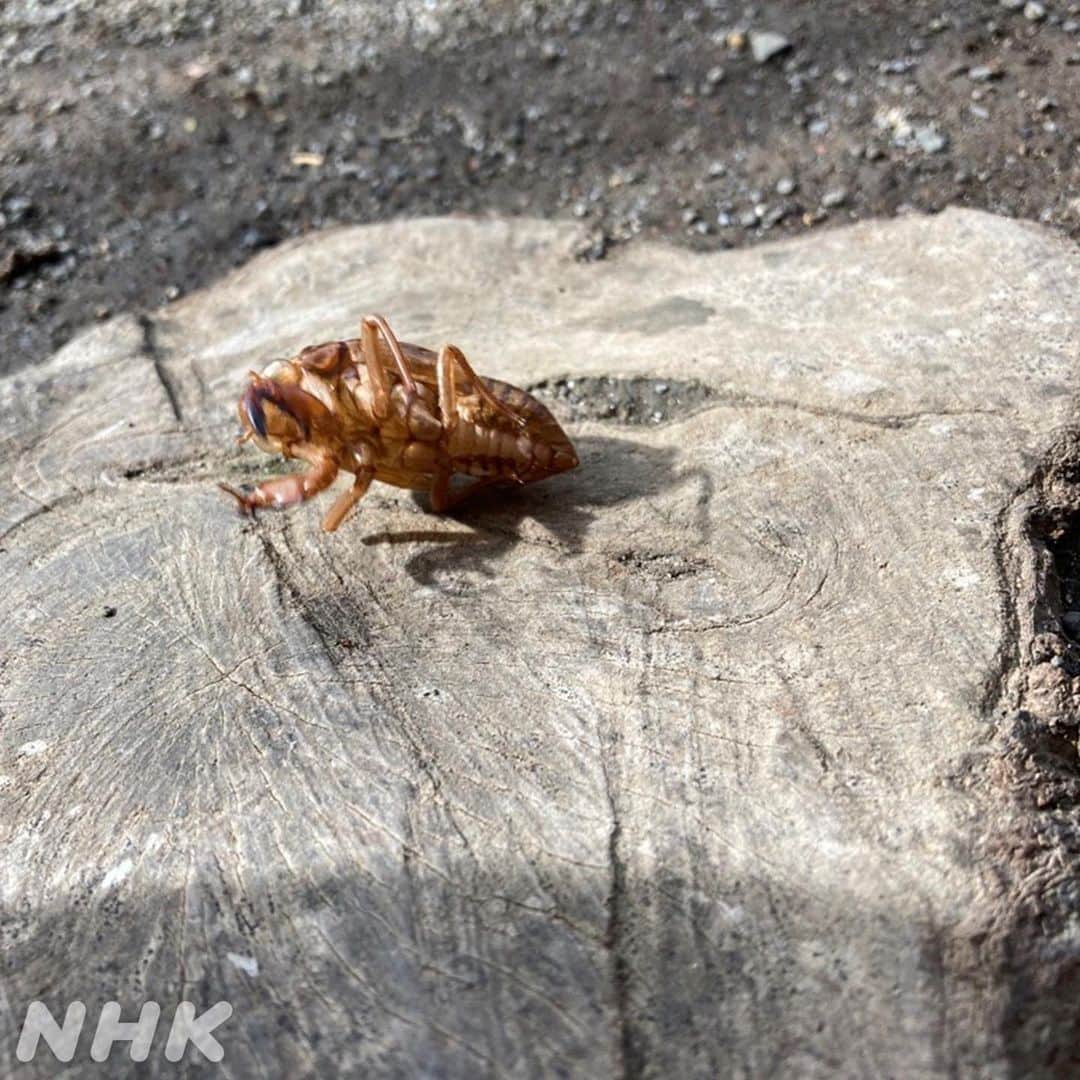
[0,0,1077,376]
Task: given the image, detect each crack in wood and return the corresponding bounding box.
[599,746,644,1080]
[137,311,184,425]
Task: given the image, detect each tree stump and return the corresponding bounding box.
[2,212,1078,1077]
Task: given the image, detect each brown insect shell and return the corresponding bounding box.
[268,360,441,481]
[332,363,444,446]
[399,386,443,443]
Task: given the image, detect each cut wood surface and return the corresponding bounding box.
[1,212,1078,1078]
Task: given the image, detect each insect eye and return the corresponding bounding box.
[241,378,317,443]
[243,385,269,437]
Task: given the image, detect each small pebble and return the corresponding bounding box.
[915,126,949,153]
[762,204,789,228]
[1023,1,1046,19]
[822,188,848,208]
[968,65,1002,81]
[240,227,273,250]
[540,39,563,64]
[6,196,34,223]
[775,176,797,195]
[749,31,792,65]
[574,229,608,262]
[808,118,830,136]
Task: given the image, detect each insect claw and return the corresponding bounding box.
[218,482,254,517]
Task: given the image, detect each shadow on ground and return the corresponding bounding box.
[356,435,709,586]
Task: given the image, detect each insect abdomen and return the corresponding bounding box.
[449,379,577,481]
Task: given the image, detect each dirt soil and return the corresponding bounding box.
[0,0,1077,376]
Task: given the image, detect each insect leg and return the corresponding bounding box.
[361,315,419,399]
[219,456,338,516]
[436,344,527,430]
[320,443,375,532]
[435,350,458,432]
[358,319,392,419]
[321,468,374,532]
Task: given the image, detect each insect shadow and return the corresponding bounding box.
[361,434,712,587]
